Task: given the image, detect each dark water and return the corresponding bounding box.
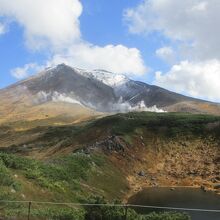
[128,187,220,220]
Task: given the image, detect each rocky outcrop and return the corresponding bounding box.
[78,135,128,154]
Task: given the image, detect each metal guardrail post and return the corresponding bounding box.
[124,204,128,220]
[27,201,31,220]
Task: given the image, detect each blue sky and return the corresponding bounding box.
[0,23,48,88]
[80,0,171,79]
[0,0,169,89]
[0,0,220,102]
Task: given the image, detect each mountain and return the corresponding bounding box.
[71,64,220,114]
[0,63,220,126]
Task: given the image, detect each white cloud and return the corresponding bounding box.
[0,22,6,35]
[191,1,208,11]
[1,0,147,77]
[0,0,82,50]
[124,0,220,61]
[11,63,43,79]
[125,0,220,101]
[156,46,175,63]
[155,60,220,101]
[48,43,147,76]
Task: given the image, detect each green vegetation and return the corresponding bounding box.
[0,159,15,186]
[3,203,191,220]
[32,112,220,147]
[1,112,219,219]
[0,152,92,190]
[3,112,220,156]
[0,151,128,218]
[0,151,191,219]
[0,152,123,194]
[5,205,85,220]
[142,212,190,220]
[95,112,220,137]
[84,197,190,220]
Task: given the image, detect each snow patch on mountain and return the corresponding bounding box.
[75,68,129,87]
[35,64,129,88]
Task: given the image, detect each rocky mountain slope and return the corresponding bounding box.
[1,64,220,126]
[0,112,219,216]
[1,112,220,186]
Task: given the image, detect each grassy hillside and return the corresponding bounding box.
[0,112,220,219]
[0,152,190,219]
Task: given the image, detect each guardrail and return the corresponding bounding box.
[0,200,220,220]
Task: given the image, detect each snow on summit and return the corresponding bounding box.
[75,67,129,87]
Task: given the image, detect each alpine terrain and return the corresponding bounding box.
[0,64,220,219]
[1,64,220,126]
